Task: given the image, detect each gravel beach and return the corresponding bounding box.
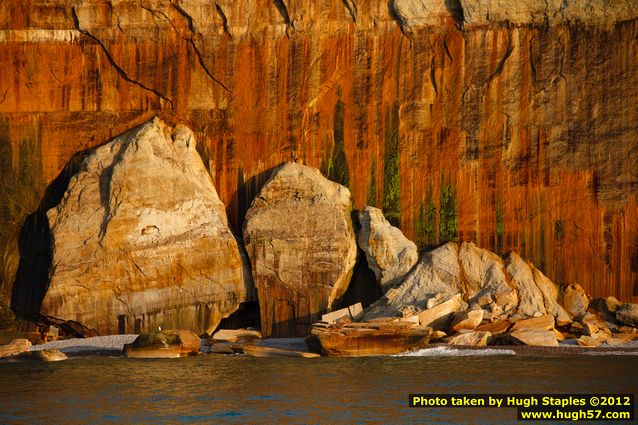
[29,335,138,355]
[25,335,638,357]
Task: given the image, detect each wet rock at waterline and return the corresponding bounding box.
[0,339,31,358]
[17,349,67,362]
[243,162,357,337]
[309,320,432,357]
[123,330,201,358]
[41,119,251,336]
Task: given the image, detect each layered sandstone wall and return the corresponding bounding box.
[1,0,637,303]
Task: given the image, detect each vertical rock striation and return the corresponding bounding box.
[243,162,357,337]
[41,118,251,335]
[1,0,638,309]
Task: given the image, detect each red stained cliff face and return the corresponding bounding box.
[0,0,637,303]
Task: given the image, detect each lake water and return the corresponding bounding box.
[1,350,636,424]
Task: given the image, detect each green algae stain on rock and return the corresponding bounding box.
[415,185,438,250]
[439,179,458,243]
[382,101,401,228]
[367,157,378,207]
[321,98,349,188]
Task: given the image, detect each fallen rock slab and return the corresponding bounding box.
[451,309,484,332]
[321,303,363,323]
[511,314,555,332]
[576,335,602,347]
[446,330,491,347]
[212,329,262,343]
[360,243,463,320]
[17,349,67,362]
[505,253,546,318]
[531,268,572,326]
[561,283,589,318]
[230,344,320,358]
[310,321,432,356]
[510,329,558,347]
[0,339,31,358]
[417,294,467,331]
[476,320,511,336]
[458,242,518,313]
[123,330,201,358]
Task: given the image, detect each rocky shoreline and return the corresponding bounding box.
[1,335,636,362]
[2,119,637,359]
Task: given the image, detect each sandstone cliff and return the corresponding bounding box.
[1,0,637,309]
[40,118,252,335]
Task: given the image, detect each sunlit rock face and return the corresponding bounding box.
[361,241,570,326]
[243,162,357,337]
[41,118,252,336]
[1,0,638,310]
[357,206,418,292]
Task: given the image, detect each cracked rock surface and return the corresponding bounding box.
[41,118,252,336]
[2,0,638,312]
[243,162,357,337]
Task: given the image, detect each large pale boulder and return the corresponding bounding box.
[41,118,251,336]
[309,320,432,356]
[357,206,418,292]
[243,162,357,337]
[212,329,262,343]
[17,349,68,362]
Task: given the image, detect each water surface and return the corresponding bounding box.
[1,353,636,424]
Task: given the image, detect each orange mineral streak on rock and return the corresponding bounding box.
[1,1,637,306]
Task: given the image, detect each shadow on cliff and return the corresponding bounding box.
[10,149,93,323]
[342,210,383,309]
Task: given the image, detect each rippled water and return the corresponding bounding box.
[1,353,636,424]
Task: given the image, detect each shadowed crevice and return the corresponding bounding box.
[272,0,292,27]
[444,0,465,29]
[215,3,232,37]
[10,150,92,321]
[71,6,174,109]
[341,0,357,22]
[387,0,408,36]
